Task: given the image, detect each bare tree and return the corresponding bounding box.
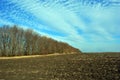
[0,25,81,56]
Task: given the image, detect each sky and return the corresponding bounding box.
[0,0,120,52]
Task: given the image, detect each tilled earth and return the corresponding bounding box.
[0,53,120,80]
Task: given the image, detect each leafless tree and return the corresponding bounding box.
[0,25,81,56]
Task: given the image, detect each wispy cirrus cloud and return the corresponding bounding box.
[0,0,120,52]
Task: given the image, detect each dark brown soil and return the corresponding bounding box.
[0,53,120,80]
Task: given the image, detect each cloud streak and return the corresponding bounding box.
[0,0,120,52]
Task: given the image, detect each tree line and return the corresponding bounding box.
[0,25,81,56]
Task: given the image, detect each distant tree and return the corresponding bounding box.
[0,25,81,56]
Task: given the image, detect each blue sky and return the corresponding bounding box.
[0,0,120,52]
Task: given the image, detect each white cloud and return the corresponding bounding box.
[0,19,13,26]
[0,0,120,52]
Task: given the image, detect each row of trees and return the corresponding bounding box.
[0,25,81,56]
